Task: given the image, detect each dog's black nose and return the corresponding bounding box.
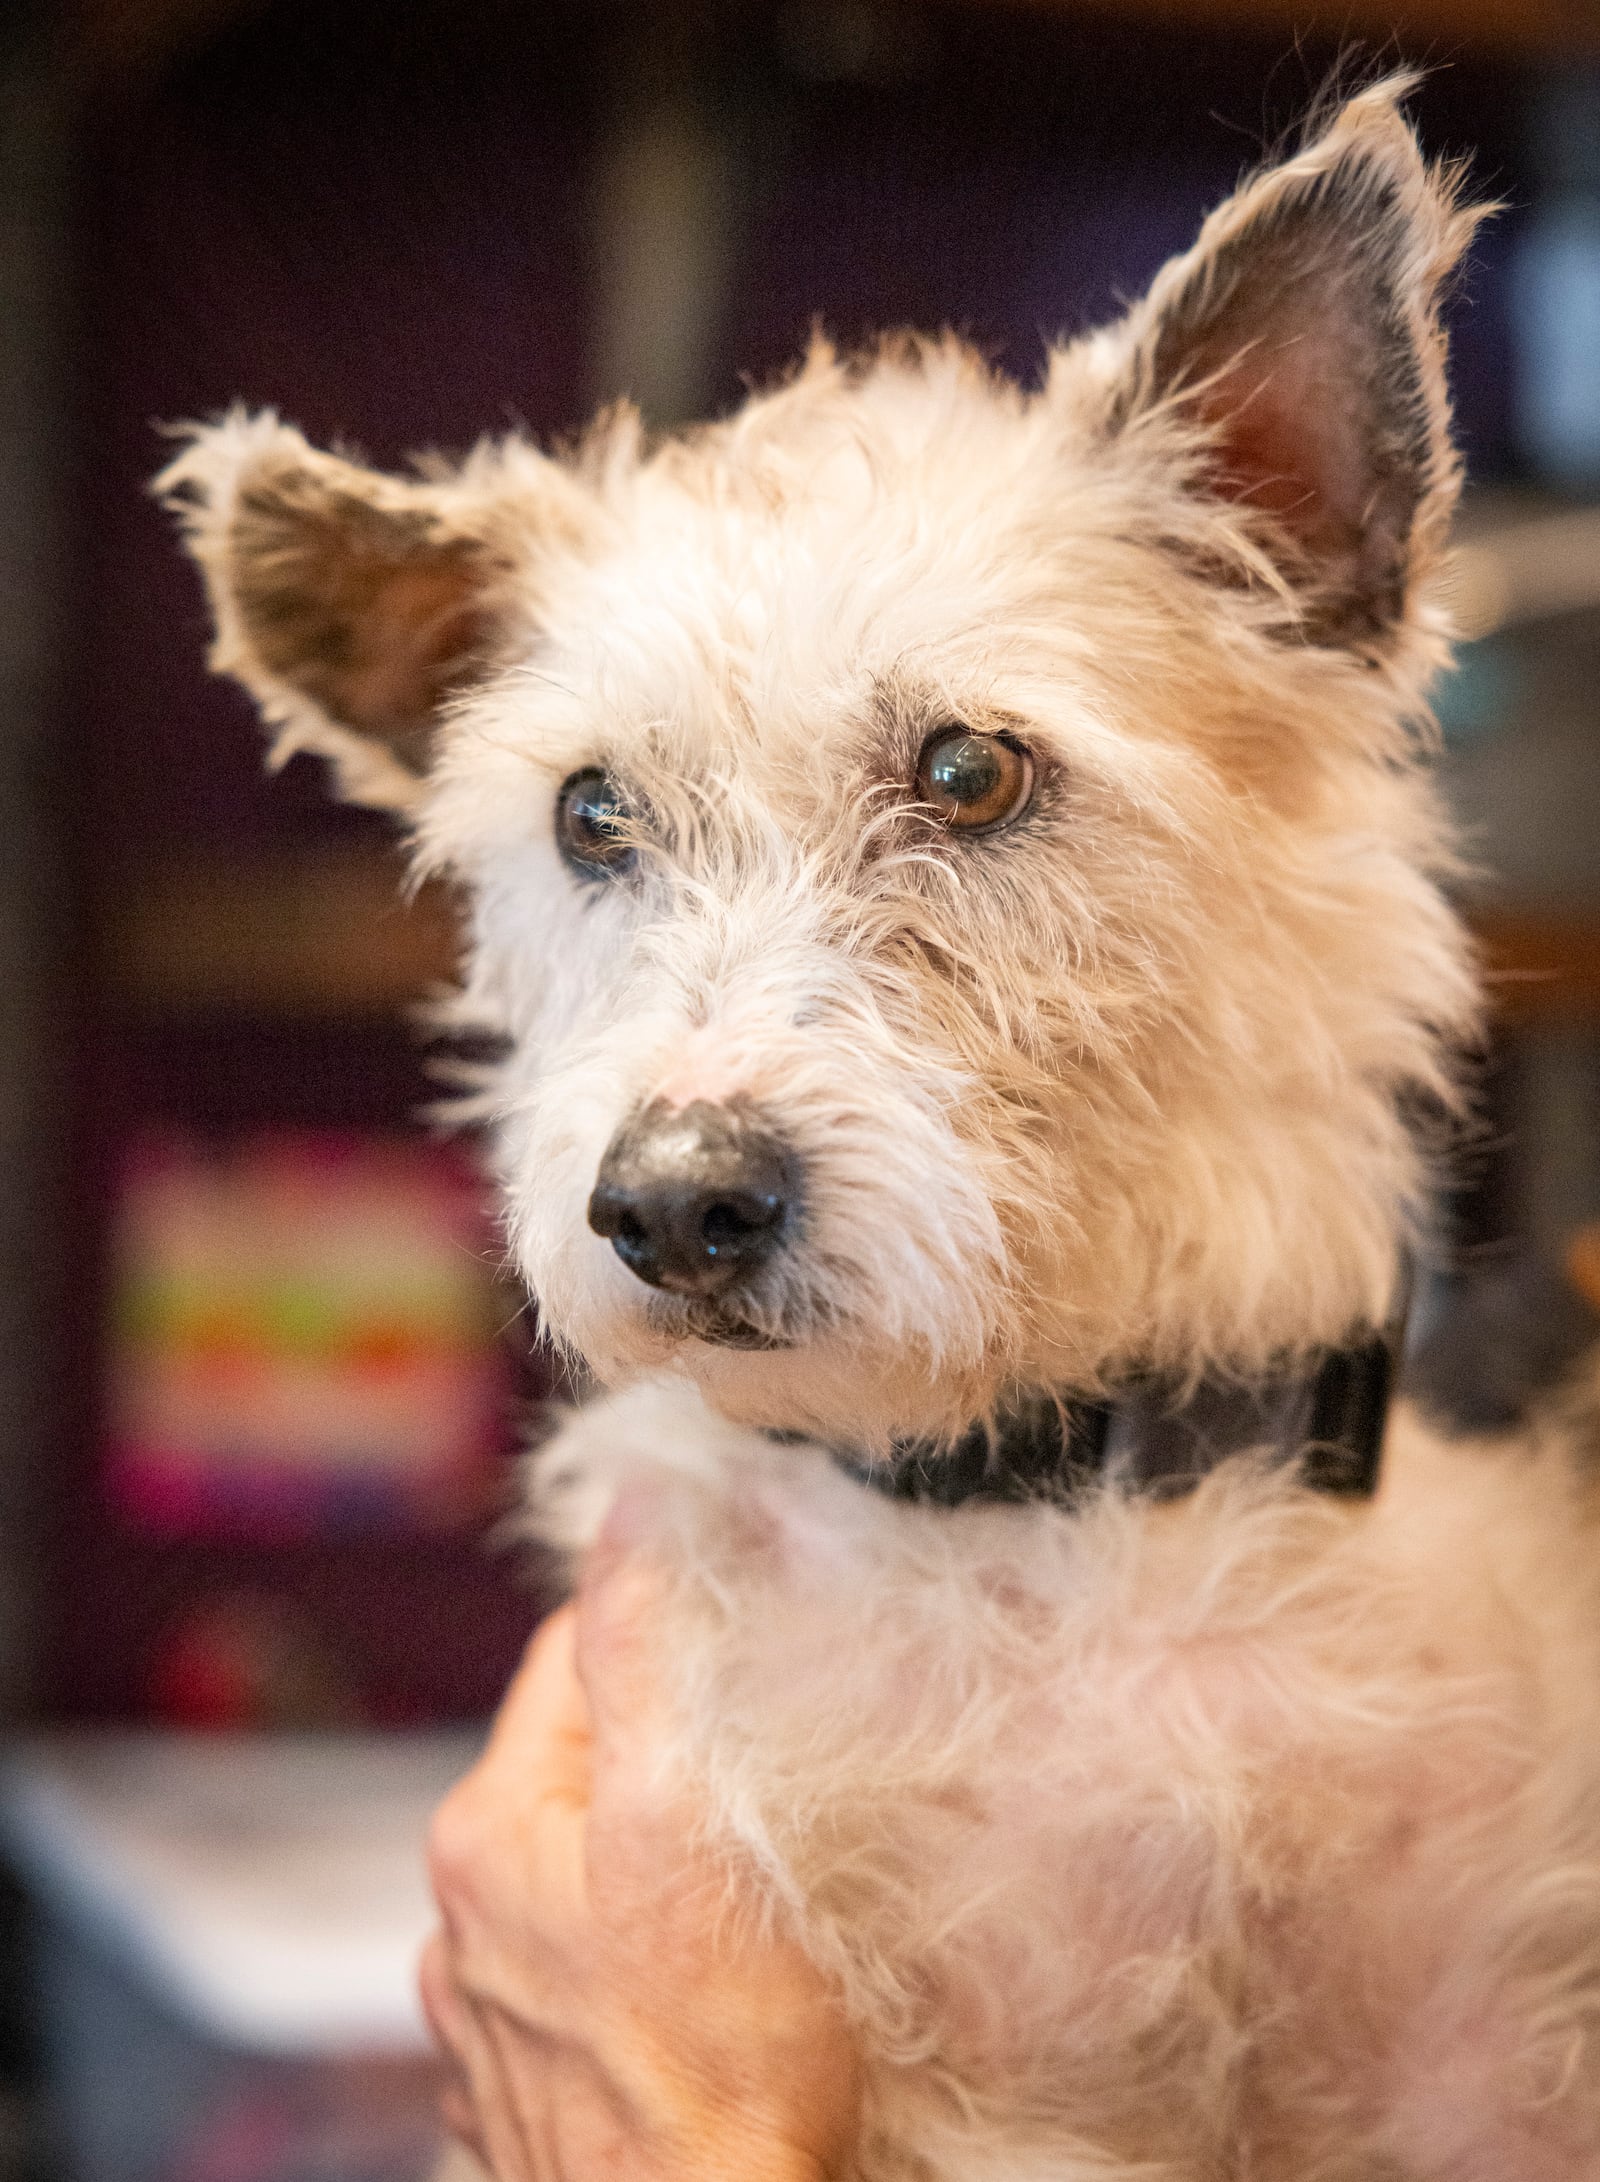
[588,1102,798,1298]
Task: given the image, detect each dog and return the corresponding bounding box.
[159,80,1600,2178]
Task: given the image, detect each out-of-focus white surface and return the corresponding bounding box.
[0,1730,481,2053]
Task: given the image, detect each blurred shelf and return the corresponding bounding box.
[1474,907,1600,1028]
[106,846,461,1019]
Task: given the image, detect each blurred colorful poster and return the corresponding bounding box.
[104,1130,514,1537]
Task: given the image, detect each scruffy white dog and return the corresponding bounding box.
[161,82,1600,2178]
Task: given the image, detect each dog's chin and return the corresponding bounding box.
[644,1292,795,1352]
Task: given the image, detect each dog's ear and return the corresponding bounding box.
[156,411,599,811]
[1084,78,1484,653]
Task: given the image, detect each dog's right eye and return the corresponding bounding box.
[557,767,635,878]
[916,729,1034,833]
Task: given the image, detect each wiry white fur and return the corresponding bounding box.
[414,325,1475,1437]
[160,80,1600,2177]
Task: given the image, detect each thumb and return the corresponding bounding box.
[574,1481,678,1759]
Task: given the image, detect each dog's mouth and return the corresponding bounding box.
[645,1293,794,1351]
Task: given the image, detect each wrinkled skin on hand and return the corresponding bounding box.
[421,1539,863,2182]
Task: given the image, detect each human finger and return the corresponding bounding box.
[427,1614,593,1967]
[572,1500,681,1766]
[420,1928,555,2180]
[476,1604,589,1801]
[418,1930,500,2169]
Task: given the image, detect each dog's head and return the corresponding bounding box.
[161,83,1483,1449]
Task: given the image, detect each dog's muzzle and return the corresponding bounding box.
[588,1100,800,1303]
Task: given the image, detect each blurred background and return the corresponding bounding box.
[1,0,1599,2173]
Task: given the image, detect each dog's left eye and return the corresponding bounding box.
[916,729,1034,833]
[557,767,635,878]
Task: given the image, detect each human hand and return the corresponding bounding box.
[421,1537,862,2181]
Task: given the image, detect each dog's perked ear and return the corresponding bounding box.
[1087,77,1485,653]
[155,411,598,811]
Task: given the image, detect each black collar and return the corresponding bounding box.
[832,1328,1402,1510]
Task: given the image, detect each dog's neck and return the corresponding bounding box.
[833,1319,1406,1510]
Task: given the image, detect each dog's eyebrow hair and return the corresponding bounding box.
[866,672,1039,770]
[505,664,581,700]
[868,669,969,739]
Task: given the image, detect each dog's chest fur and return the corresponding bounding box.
[534,1380,1600,2178]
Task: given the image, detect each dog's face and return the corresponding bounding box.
[163,84,1482,1447]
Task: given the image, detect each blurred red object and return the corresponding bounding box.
[148,1595,361,1730]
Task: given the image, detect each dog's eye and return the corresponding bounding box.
[916,729,1034,833]
[557,767,635,877]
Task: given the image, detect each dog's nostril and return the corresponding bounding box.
[702,1195,782,1251]
[588,1102,800,1300]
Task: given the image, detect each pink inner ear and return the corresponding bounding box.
[1196,323,1373,569]
[1117,104,1467,646]
[336,559,490,742]
[1161,244,1423,643]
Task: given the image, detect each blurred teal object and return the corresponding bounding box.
[1433,637,1523,747]
[1513,68,1600,486]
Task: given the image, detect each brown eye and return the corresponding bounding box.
[557,767,635,878]
[915,728,1034,832]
